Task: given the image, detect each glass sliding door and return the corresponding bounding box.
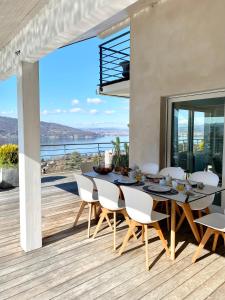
[171,97,225,181]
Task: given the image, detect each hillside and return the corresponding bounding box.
[0,116,100,144]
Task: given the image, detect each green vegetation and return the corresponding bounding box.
[0,144,18,168]
[112,137,129,169]
[66,151,83,169]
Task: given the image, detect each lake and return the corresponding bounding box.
[40,135,129,160]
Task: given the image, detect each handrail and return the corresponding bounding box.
[99,31,130,47]
[40,141,129,160]
[99,31,130,90]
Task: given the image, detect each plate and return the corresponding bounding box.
[117,178,137,185]
[147,185,171,193]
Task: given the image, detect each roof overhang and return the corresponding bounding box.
[0,0,138,80]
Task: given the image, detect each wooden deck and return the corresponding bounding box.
[1,173,225,299]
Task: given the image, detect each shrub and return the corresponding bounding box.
[0,144,19,168]
[66,151,82,169]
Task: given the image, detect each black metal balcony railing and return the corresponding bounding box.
[99,31,130,90]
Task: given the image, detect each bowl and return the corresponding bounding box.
[93,164,114,175]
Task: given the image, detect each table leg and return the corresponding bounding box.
[171,201,176,260]
[181,203,201,243]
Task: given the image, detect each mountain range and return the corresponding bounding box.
[0,116,100,144]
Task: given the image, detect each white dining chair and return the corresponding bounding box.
[74,174,102,238]
[142,163,159,175]
[192,213,225,263]
[119,186,170,270]
[176,171,219,236]
[93,178,137,250]
[159,167,186,180]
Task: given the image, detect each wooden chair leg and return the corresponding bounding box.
[198,210,204,238]
[121,210,138,240]
[118,223,134,255]
[87,203,93,238]
[153,201,158,210]
[92,209,106,239]
[192,227,213,263]
[212,231,219,252]
[105,214,113,231]
[165,201,170,231]
[74,201,86,226]
[222,233,225,247]
[171,201,176,261]
[205,207,210,214]
[141,225,145,243]
[176,212,185,232]
[181,203,200,243]
[175,205,181,216]
[144,224,149,270]
[97,205,102,217]
[153,222,170,257]
[113,212,116,251]
[93,203,97,219]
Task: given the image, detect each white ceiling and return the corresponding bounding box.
[0,0,49,48]
[0,0,139,80]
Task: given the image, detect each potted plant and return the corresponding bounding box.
[0,144,19,188]
[112,137,129,174]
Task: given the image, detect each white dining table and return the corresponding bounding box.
[84,171,225,260]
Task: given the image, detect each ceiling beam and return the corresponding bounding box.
[0,0,137,80]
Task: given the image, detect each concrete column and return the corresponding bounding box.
[17,61,42,252]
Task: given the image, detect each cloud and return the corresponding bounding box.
[89,109,98,114]
[41,109,67,115]
[104,110,116,115]
[71,99,79,105]
[70,107,82,113]
[87,98,103,105]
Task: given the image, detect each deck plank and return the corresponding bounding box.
[0,172,224,300]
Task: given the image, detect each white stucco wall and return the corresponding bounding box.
[130,0,225,168]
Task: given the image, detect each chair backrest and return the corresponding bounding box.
[93,178,120,210]
[142,163,159,175]
[80,162,94,174]
[74,174,95,202]
[189,171,219,186]
[189,171,219,207]
[121,186,154,224]
[159,167,185,180]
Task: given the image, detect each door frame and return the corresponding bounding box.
[165,89,225,211]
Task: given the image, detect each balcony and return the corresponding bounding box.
[98,31,130,98]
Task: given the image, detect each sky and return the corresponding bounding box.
[0,35,129,129]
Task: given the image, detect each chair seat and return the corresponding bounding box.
[195,213,225,232]
[177,197,210,210]
[112,199,126,211]
[155,197,169,202]
[151,211,169,223]
[131,210,168,225]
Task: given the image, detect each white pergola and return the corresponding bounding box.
[0,0,139,252]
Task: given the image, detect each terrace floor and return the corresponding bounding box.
[1,173,225,299]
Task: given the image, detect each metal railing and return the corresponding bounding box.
[99,31,130,90]
[40,141,129,174]
[40,141,128,159]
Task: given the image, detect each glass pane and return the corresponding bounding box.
[171,108,189,171]
[171,97,225,181]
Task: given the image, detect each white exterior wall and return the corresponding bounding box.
[130,0,225,168]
